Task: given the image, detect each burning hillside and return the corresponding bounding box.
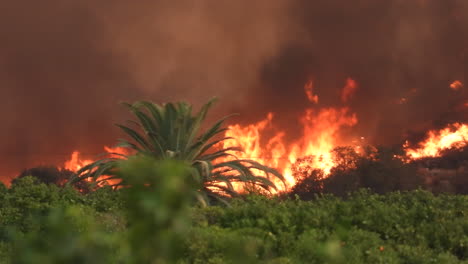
[405,123,468,159]
[1,0,468,187]
[50,77,468,193]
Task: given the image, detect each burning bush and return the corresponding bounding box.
[290,146,425,198]
[289,158,325,200]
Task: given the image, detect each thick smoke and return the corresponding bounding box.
[0,0,291,181]
[0,1,144,181]
[1,0,467,182]
[245,0,468,145]
[94,0,291,104]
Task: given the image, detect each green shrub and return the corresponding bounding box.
[185,226,278,263]
[1,167,467,263]
[84,186,123,212]
[10,206,121,264]
[1,177,61,232]
[118,157,197,263]
[0,182,7,195]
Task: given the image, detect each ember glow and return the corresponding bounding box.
[405,123,468,159]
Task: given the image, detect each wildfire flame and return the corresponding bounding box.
[405,122,468,159]
[64,151,93,172]
[63,146,130,186]
[304,80,319,104]
[450,80,463,91]
[58,78,468,193]
[222,79,359,192]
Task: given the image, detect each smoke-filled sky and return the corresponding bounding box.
[1,0,467,181]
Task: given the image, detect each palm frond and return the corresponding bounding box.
[115,124,153,152]
[74,98,285,205]
[184,98,217,152]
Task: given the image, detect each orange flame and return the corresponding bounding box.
[103,146,131,158]
[288,107,358,176]
[450,80,463,91]
[64,151,93,172]
[304,80,319,104]
[63,146,130,186]
[222,79,358,192]
[405,123,468,159]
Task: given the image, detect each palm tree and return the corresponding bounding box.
[74,98,284,204]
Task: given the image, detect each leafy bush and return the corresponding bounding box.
[84,186,123,212]
[192,190,468,262]
[1,158,467,263]
[10,206,121,264]
[1,176,63,232]
[0,176,122,235]
[0,182,7,195]
[118,157,197,263]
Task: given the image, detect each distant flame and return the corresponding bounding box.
[396,97,407,104]
[341,78,358,103]
[304,80,319,104]
[450,80,463,91]
[405,123,468,159]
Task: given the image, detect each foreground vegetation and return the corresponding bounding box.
[1,158,467,263]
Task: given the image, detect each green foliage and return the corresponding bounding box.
[3,158,197,264]
[85,186,123,212]
[1,177,62,232]
[185,226,279,263]
[10,206,120,264]
[0,176,123,234]
[76,98,284,205]
[1,157,467,263]
[118,157,196,263]
[0,182,7,195]
[192,191,468,263]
